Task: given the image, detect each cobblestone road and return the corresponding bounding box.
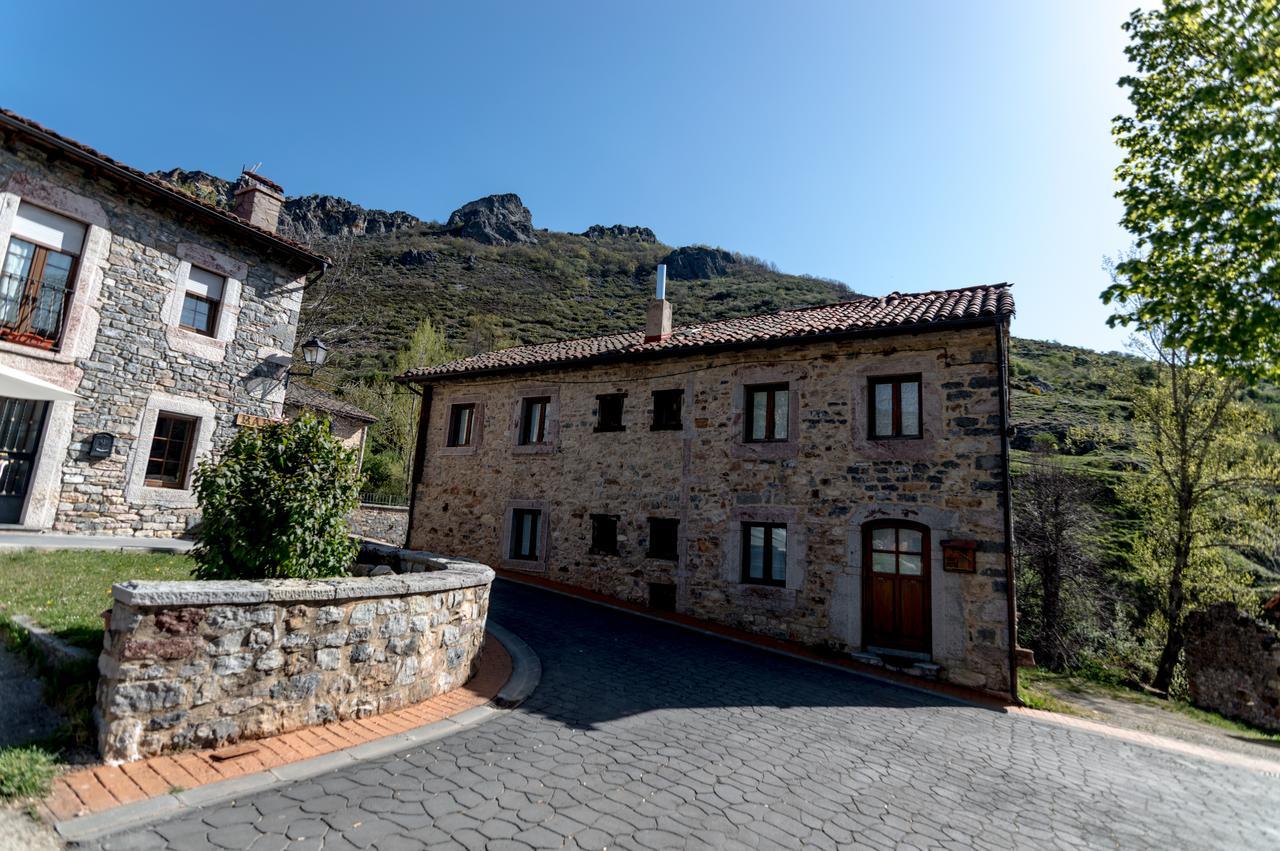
[90,580,1280,850]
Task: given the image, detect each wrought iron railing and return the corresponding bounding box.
[0,273,73,349]
[359,492,410,508]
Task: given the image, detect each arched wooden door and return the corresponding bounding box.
[862,521,931,655]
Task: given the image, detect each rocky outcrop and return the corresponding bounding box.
[582,224,657,243]
[445,194,537,246]
[282,195,420,241]
[1184,602,1280,732]
[152,169,420,241]
[661,245,737,279]
[397,249,439,267]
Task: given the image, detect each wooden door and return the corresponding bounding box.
[863,522,931,654]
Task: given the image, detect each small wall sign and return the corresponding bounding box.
[88,432,114,459]
[235,413,282,429]
[941,539,977,573]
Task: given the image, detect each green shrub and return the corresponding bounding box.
[0,746,57,800]
[192,413,362,580]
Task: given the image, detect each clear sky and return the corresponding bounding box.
[3,0,1140,352]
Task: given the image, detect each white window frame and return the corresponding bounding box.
[162,243,245,362]
[124,393,217,508]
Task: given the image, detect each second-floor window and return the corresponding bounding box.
[0,203,85,349]
[869,375,922,439]
[595,393,625,432]
[519,396,551,445]
[447,403,476,447]
[651,389,683,431]
[179,266,224,336]
[744,383,789,442]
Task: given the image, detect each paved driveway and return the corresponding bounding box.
[91,580,1279,850]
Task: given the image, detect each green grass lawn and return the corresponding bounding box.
[0,549,193,650]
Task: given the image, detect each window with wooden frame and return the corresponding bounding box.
[446,403,476,447]
[179,266,224,337]
[144,413,197,489]
[518,396,551,445]
[0,203,85,349]
[510,508,542,560]
[741,522,787,586]
[651,388,683,431]
[594,393,625,433]
[867,523,926,577]
[744,382,789,442]
[589,513,619,555]
[647,517,679,560]
[868,374,922,439]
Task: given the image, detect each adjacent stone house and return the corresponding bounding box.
[0,109,326,537]
[398,277,1018,695]
[284,383,376,467]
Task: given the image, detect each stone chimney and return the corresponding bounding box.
[232,170,285,233]
[645,264,672,343]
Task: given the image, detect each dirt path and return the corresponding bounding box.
[0,643,62,749]
[1038,679,1280,766]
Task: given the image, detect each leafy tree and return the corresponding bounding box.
[192,413,362,580]
[340,316,457,495]
[1103,1,1280,378]
[1121,322,1278,691]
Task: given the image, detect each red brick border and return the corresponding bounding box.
[39,632,512,823]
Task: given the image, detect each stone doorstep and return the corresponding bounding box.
[40,628,515,828]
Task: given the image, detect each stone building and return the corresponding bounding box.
[284,383,376,466]
[399,278,1018,695]
[0,109,326,537]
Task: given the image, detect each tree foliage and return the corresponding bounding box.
[1104,0,1280,378]
[1120,322,1279,690]
[192,413,362,580]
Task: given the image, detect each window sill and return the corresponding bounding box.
[438,444,478,457]
[511,443,556,456]
[166,326,227,362]
[500,557,547,573]
[646,553,678,562]
[588,548,620,557]
[731,439,798,460]
[649,424,683,432]
[593,426,626,433]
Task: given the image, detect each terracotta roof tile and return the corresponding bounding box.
[401,283,1014,382]
[0,108,327,270]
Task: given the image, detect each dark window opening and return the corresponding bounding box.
[648,582,677,612]
[145,413,197,489]
[647,517,679,560]
[595,393,626,432]
[741,522,787,586]
[447,403,476,447]
[651,389,683,431]
[744,382,789,442]
[868,375,922,439]
[178,266,224,337]
[519,396,551,445]
[589,513,619,555]
[510,508,541,560]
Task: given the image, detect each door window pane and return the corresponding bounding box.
[898,554,923,576]
[872,551,897,573]
[871,526,896,551]
[900,528,923,553]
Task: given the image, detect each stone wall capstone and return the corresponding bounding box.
[1184,602,1280,732]
[96,551,493,763]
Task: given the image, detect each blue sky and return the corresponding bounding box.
[4,1,1139,351]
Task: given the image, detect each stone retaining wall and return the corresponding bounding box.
[1184,602,1280,732]
[96,551,493,763]
[351,504,409,546]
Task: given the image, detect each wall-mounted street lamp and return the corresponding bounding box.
[281,336,330,388]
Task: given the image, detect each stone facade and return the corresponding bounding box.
[1184,603,1280,732]
[96,551,493,763]
[0,112,322,536]
[408,322,1014,694]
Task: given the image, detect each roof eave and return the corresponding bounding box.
[396,313,1012,386]
[0,112,328,273]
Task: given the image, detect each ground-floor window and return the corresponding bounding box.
[741,522,787,586]
[589,513,619,555]
[510,508,542,560]
[145,413,197,489]
[647,517,679,560]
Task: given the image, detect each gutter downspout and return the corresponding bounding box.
[995,318,1020,705]
[404,384,432,549]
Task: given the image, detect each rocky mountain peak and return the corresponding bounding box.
[582,224,657,243]
[661,245,738,280]
[281,195,420,242]
[445,193,538,246]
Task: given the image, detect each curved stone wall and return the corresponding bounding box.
[96,553,493,763]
